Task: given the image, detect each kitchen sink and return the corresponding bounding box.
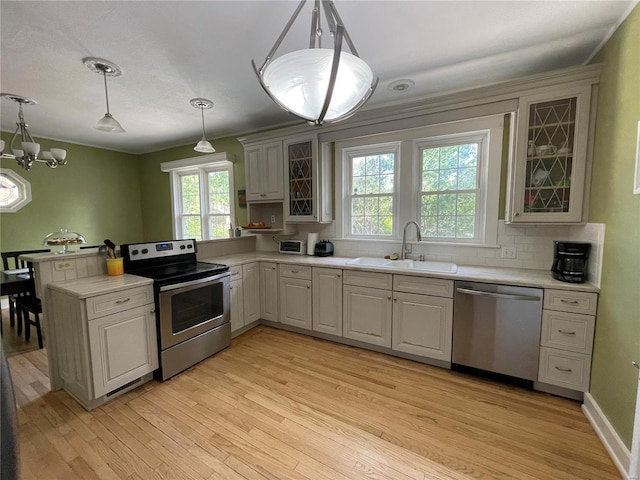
[347,257,458,273]
[346,257,393,266]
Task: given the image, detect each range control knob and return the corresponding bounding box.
[131,249,139,256]
[141,248,148,254]
[180,245,186,250]
[187,244,193,249]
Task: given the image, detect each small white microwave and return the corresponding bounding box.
[279,239,307,255]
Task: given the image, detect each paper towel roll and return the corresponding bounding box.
[307,233,319,255]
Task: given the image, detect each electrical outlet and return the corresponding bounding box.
[270,215,276,223]
[54,260,75,271]
[501,246,517,259]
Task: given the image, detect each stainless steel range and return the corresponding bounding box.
[121,239,230,380]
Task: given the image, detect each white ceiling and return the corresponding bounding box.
[0,1,635,155]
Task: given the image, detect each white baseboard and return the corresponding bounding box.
[583,392,631,479]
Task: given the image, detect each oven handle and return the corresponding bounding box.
[158,272,230,292]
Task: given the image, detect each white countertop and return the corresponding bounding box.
[20,249,104,263]
[201,252,599,292]
[47,273,153,299]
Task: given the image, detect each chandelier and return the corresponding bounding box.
[190,98,215,153]
[0,94,68,171]
[252,0,378,126]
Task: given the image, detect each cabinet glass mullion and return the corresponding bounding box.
[288,141,313,217]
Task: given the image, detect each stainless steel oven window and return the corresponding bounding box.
[158,274,230,350]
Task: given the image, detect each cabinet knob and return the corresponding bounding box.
[307,285,310,289]
[337,274,341,278]
[388,296,391,300]
[393,297,397,302]
[515,212,520,217]
[150,309,155,314]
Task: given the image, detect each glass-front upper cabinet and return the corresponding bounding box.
[284,135,332,223]
[507,84,594,223]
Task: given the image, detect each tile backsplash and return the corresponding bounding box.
[258,221,605,287]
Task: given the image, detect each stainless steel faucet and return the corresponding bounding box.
[401,221,422,259]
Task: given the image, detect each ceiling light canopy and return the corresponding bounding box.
[190,98,215,153]
[252,0,378,126]
[0,93,68,171]
[83,57,125,133]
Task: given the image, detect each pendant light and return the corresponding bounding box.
[252,0,378,126]
[83,57,125,133]
[190,98,215,153]
[0,93,68,171]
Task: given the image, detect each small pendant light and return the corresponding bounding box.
[190,98,215,153]
[83,57,126,133]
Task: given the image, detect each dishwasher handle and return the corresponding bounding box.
[456,287,541,302]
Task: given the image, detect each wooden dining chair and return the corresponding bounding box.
[1,249,49,332]
[16,263,44,349]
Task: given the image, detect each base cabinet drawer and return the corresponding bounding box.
[541,310,595,354]
[538,346,591,392]
[543,289,598,315]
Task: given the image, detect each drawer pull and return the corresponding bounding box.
[558,329,576,336]
[555,366,573,373]
[231,272,240,276]
[291,270,299,273]
[560,299,579,305]
[115,298,131,304]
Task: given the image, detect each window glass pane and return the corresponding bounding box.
[181,175,200,214]
[182,215,202,240]
[208,215,230,239]
[208,171,230,214]
[0,175,19,207]
[439,168,458,191]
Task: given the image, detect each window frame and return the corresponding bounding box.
[161,153,235,241]
[336,115,504,246]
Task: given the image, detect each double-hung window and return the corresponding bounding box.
[162,153,235,241]
[417,135,484,240]
[344,143,399,237]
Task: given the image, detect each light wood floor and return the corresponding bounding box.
[7,325,620,479]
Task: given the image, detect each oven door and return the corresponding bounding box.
[158,273,230,350]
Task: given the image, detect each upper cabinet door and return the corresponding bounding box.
[245,141,284,202]
[284,135,333,223]
[507,84,594,223]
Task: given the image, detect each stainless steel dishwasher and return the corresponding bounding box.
[452,281,543,387]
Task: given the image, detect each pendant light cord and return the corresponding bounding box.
[200,106,207,139]
[102,70,111,115]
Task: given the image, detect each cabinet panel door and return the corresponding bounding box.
[312,267,343,335]
[230,278,245,332]
[88,304,158,398]
[263,142,284,199]
[243,262,260,324]
[279,277,312,329]
[260,262,279,321]
[343,285,392,347]
[392,292,453,361]
[245,147,263,201]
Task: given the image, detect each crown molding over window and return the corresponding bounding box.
[160,152,235,173]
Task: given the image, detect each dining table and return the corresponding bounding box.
[0,270,31,297]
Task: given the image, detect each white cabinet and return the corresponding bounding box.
[507,84,595,223]
[538,289,597,392]
[229,266,245,332]
[343,271,393,347]
[312,267,343,336]
[279,265,312,329]
[245,141,284,202]
[242,262,260,324]
[283,135,332,223]
[88,305,158,398]
[50,284,157,410]
[392,275,454,362]
[260,262,279,321]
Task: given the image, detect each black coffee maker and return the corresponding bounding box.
[551,241,590,283]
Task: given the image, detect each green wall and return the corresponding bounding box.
[0,132,143,251]
[136,137,247,242]
[589,5,640,448]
